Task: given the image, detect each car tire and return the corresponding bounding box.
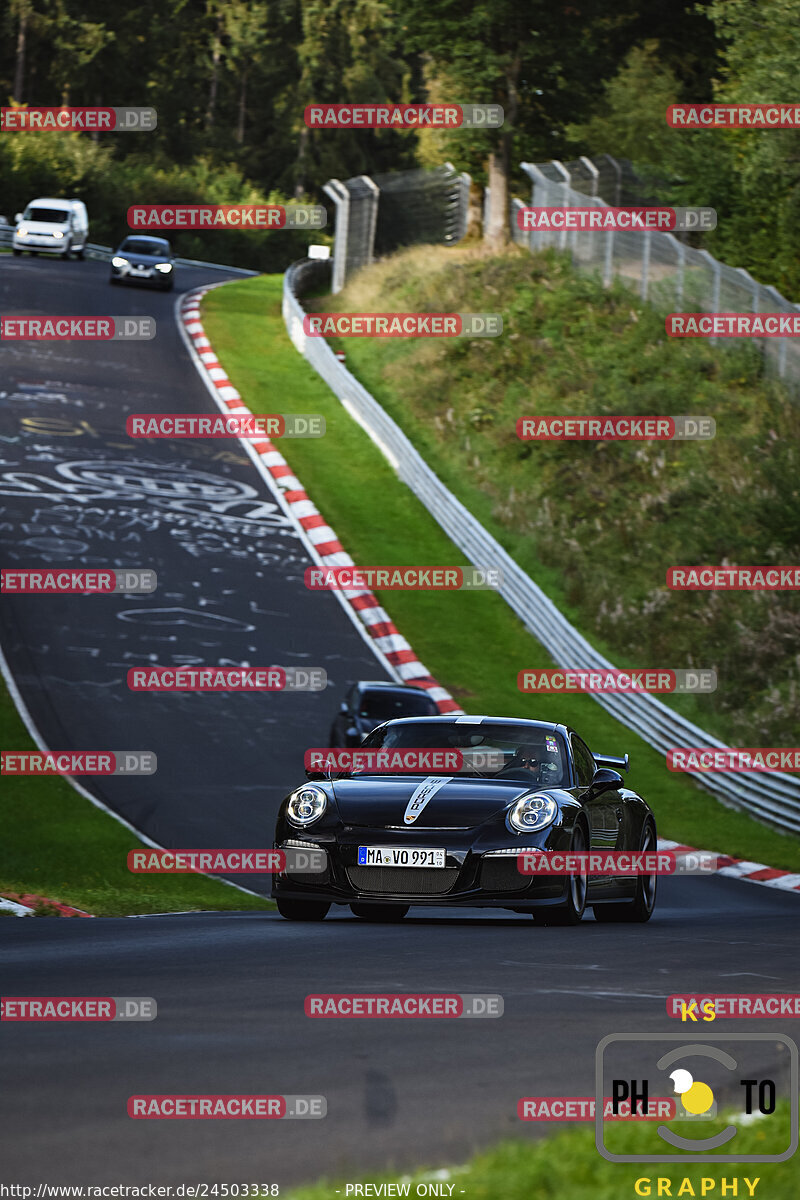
[532,820,588,926]
[109,275,120,285]
[12,249,21,257]
[592,817,657,924]
[63,238,72,259]
[29,250,38,256]
[76,248,85,260]
[350,903,409,922]
[276,898,330,921]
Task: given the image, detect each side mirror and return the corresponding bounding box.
[340,701,348,714]
[589,767,623,794]
[346,726,358,739]
[14,213,22,224]
[305,767,326,781]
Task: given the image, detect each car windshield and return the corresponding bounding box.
[357,720,569,783]
[118,238,169,256]
[24,207,69,223]
[358,691,438,719]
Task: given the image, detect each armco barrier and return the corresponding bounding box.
[283,258,800,835]
[0,226,258,275]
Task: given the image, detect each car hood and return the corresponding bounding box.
[116,251,169,265]
[19,219,69,232]
[329,775,539,828]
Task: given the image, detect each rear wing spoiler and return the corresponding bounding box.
[593,753,630,773]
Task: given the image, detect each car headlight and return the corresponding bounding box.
[111,256,129,268]
[507,793,558,834]
[52,231,64,239]
[16,226,28,237]
[286,786,328,827]
[154,262,173,273]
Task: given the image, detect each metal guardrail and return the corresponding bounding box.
[283,259,800,835]
[0,226,258,275]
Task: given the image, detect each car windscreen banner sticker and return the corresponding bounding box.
[403,776,453,825]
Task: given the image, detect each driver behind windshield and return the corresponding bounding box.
[362,722,565,786]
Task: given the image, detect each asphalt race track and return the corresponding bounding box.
[2,881,800,1184]
[0,255,389,875]
[2,257,799,1188]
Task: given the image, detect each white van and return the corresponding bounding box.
[13,198,89,259]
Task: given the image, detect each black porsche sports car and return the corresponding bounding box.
[273,716,657,925]
[329,680,440,747]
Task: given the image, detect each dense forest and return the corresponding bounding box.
[2,0,799,288]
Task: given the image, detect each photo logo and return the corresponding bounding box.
[596,1033,798,1162]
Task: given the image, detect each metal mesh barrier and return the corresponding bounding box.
[283,261,800,834]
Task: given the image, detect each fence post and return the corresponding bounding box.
[580,155,599,198]
[323,179,349,293]
[551,159,571,253]
[640,230,651,301]
[675,238,685,308]
[359,175,380,266]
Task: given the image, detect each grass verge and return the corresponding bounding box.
[0,680,273,916]
[286,1106,795,1199]
[201,274,800,872]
